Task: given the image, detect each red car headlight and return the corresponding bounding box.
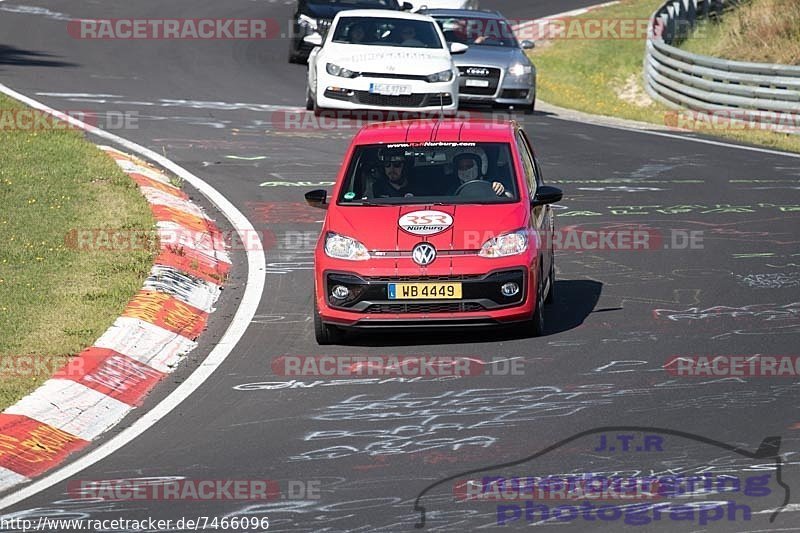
[324,232,370,261]
[479,229,529,258]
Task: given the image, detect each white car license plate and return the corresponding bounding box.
[369,83,413,96]
[466,79,490,88]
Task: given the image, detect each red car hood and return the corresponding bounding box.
[328,203,530,252]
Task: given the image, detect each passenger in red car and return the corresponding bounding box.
[445,152,509,197]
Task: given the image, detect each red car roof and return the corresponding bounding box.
[354,119,518,145]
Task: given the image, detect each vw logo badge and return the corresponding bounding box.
[412,243,437,266]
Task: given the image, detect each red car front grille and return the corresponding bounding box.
[364,302,484,314]
[364,274,484,282]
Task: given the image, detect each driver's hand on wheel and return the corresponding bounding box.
[491,182,505,196]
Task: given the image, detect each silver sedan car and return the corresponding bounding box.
[425,9,536,113]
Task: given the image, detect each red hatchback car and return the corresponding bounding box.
[305,119,562,344]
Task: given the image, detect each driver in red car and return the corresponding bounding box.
[447,152,510,197]
[372,150,418,198]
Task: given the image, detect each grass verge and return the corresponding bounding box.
[528,0,800,153]
[0,94,156,409]
[680,0,800,65]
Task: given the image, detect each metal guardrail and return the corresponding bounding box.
[644,0,800,123]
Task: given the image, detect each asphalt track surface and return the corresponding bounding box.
[1,0,800,531]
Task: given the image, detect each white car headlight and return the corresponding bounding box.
[508,63,533,77]
[479,230,528,258]
[326,63,358,78]
[298,14,318,31]
[325,232,370,261]
[426,69,454,83]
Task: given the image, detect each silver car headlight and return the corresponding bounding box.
[426,69,454,83]
[325,232,370,261]
[479,230,528,258]
[508,63,533,77]
[298,14,318,31]
[326,63,358,78]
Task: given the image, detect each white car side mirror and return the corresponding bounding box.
[304,34,323,46]
[449,42,468,54]
[521,40,535,50]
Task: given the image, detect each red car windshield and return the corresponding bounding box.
[337,142,519,205]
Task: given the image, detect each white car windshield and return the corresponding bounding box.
[333,17,444,48]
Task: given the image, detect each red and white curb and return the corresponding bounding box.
[0,147,229,491]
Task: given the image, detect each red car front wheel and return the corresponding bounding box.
[314,297,343,345]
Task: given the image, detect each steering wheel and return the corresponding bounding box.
[455,179,495,198]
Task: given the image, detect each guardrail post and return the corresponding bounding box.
[714,0,724,20]
[665,3,677,44]
[674,0,695,43]
[673,0,682,19]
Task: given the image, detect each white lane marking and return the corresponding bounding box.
[0,83,265,509]
[36,92,123,98]
[0,4,70,20]
[753,504,800,515]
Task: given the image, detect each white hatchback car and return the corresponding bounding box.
[305,10,467,115]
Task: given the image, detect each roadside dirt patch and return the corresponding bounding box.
[616,74,653,107]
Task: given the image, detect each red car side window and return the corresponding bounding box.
[515,132,537,197]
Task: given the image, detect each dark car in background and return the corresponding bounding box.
[289,0,412,63]
[424,9,537,113]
